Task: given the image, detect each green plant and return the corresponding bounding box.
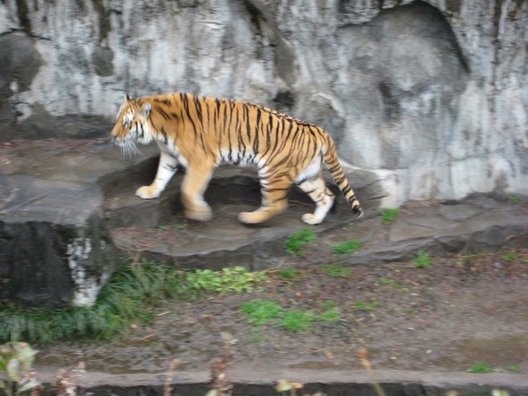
[507,195,523,204]
[0,342,39,396]
[505,363,519,373]
[186,266,266,293]
[241,299,282,325]
[381,208,399,224]
[0,261,184,343]
[502,251,517,262]
[284,228,315,255]
[0,263,267,344]
[354,300,378,311]
[378,276,403,289]
[277,267,301,281]
[280,310,315,332]
[322,263,351,277]
[158,222,186,231]
[319,307,340,322]
[414,250,432,268]
[332,240,363,254]
[467,361,493,373]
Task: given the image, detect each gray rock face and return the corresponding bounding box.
[0,0,527,205]
[0,175,117,307]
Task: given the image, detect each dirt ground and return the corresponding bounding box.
[36,246,528,377]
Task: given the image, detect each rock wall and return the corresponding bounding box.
[0,0,527,206]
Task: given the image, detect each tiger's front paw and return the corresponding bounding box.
[135,185,161,200]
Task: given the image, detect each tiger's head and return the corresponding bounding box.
[111,94,154,155]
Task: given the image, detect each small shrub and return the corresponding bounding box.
[381,208,399,224]
[467,361,493,373]
[186,266,266,293]
[280,310,315,332]
[322,263,351,278]
[507,195,522,204]
[0,342,40,396]
[332,240,363,254]
[501,251,517,262]
[319,308,340,322]
[241,299,282,325]
[284,228,315,255]
[276,267,301,281]
[414,250,432,268]
[378,276,403,289]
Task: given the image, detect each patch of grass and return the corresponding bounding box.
[280,310,315,332]
[507,194,523,204]
[381,207,399,224]
[158,222,186,231]
[505,363,519,373]
[414,250,432,268]
[354,300,378,311]
[378,276,404,289]
[186,266,266,293]
[319,307,340,323]
[0,263,268,343]
[322,263,351,278]
[276,267,301,281]
[467,361,493,373]
[241,299,340,332]
[240,299,282,325]
[0,261,185,343]
[284,228,315,255]
[247,328,267,343]
[332,240,363,254]
[501,251,517,262]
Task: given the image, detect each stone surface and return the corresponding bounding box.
[0,139,157,307]
[0,0,527,205]
[31,368,528,396]
[1,138,527,306]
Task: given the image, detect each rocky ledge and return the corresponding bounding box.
[1,138,527,307]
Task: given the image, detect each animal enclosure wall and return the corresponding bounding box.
[0,0,527,206]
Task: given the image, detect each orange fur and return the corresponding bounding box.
[111,92,362,224]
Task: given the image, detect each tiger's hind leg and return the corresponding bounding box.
[297,174,335,225]
[238,174,290,224]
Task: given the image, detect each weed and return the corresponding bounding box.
[0,263,267,343]
[0,262,184,343]
[276,267,300,281]
[502,251,517,262]
[414,250,432,268]
[240,299,282,325]
[186,266,266,293]
[284,228,315,255]
[354,300,378,311]
[467,361,493,373]
[507,195,523,204]
[158,222,186,231]
[322,263,351,277]
[280,310,315,332]
[332,239,363,254]
[319,307,340,323]
[247,328,267,343]
[0,342,39,396]
[381,208,399,224]
[378,276,403,289]
[505,363,519,373]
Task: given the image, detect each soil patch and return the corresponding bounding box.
[36,247,528,377]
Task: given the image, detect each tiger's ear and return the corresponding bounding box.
[139,102,151,117]
[124,94,132,102]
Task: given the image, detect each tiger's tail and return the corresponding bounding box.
[322,137,363,218]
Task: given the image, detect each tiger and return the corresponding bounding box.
[110,92,363,225]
